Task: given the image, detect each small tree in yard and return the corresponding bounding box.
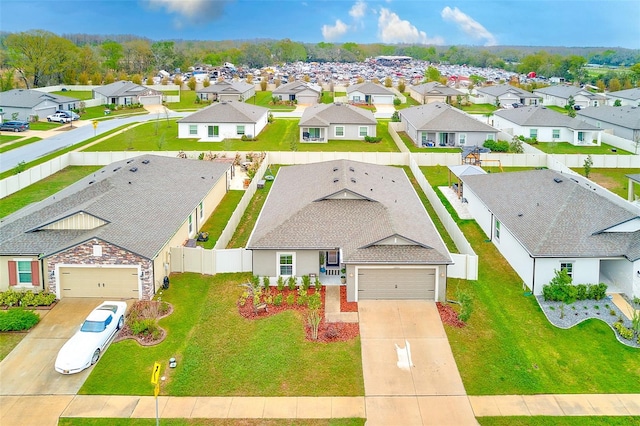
[260,80,267,91]
[583,154,593,178]
[384,76,392,87]
[397,79,406,93]
[509,136,524,153]
[187,76,197,91]
[306,292,322,340]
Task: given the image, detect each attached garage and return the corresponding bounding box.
[139,95,162,105]
[297,93,319,105]
[58,266,139,298]
[357,267,436,300]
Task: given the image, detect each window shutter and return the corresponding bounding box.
[8,261,17,286]
[31,261,40,287]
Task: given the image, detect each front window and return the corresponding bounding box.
[306,128,320,138]
[530,129,538,139]
[495,220,501,241]
[278,253,294,276]
[552,129,560,139]
[335,126,344,137]
[359,126,368,137]
[560,262,573,278]
[17,261,32,284]
[353,95,361,102]
[188,214,194,235]
[189,125,197,135]
[459,133,466,145]
[92,245,102,257]
[236,125,245,136]
[486,134,495,141]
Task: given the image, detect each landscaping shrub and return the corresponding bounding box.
[301,275,311,290]
[0,308,40,331]
[542,269,574,303]
[262,276,270,288]
[457,290,473,323]
[587,283,607,300]
[287,276,297,290]
[364,136,382,143]
[393,97,401,106]
[575,284,588,301]
[277,276,285,291]
[613,322,635,340]
[130,318,160,340]
[483,139,510,152]
[0,289,22,307]
[273,294,283,306]
[285,293,295,305]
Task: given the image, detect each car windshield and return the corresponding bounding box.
[80,320,107,332]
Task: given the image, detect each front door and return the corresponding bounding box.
[326,250,340,266]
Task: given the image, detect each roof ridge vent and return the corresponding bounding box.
[351,177,356,183]
[333,167,339,172]
[553,177,563,183]
[130,167,138,172]
[333,178,339,183]
[349,166,355,172]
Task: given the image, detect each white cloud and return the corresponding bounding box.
[349,0,367,20]
[322,19,349,41]
[378,8,444,45]
[441,6,497,46]
[146,0,232,24]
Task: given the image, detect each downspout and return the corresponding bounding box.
[40,255,46,291]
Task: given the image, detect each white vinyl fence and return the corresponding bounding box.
[170,247,252,275]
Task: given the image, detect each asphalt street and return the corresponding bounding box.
[0,110,186,173]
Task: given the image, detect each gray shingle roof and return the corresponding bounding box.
[0,89,79,108]
[273,81,320,95]
[0,155,230,259]
[460,169,640,260]
[411,82,462,97]
[495,106,600,130]
[606,88,640,102]
[400,102,497,132]
[476,84,540,99]
[576,106,640,130]
[197,80,253,95]
[299,103,376,126]
[93,81,162,97]
[177,101,268,124]
[534,85,605,100]
[347,82,395,96]
[248,160,452,265]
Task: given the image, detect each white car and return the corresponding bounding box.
[55,301,127,375]
[47,112,71,123]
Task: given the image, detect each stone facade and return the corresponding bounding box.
[46,238,154,299]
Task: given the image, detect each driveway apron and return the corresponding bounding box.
[0,298,105,396]
[359,300,477,425]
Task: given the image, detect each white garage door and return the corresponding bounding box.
[358,268,436,300]
[139,95,161,105]
[297,94,318,105]
[59,267,139,298]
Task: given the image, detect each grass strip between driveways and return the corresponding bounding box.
[80,272,364,397]
[0,137,42,153]
[477,417,640,426]
[59,419,366,426]
[420,166,640,395]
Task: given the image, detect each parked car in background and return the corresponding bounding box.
[55,301,127,375]
[47,112,71,123]
[0,121,30,132]
[55,110,80,120]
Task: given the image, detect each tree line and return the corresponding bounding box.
[0,30,638,89]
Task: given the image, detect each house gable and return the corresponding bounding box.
[31,211,108,231]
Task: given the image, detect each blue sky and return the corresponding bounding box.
[1,0,638,48]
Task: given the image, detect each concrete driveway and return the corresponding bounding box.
[359,300,477,425]
[0,298,105,396]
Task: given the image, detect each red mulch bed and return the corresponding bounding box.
[436,302,466,328]
[114,301,174,346]
[238,286,360,342]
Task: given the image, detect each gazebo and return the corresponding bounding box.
[447,164,486,199]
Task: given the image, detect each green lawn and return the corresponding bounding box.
[0,137,42,153]
[571,167,640,199]
[29,121,64,130]
[0,333,26,362]
[81,105,149,120]
[398,131,461,153]
[394,95,420,110]
[80,272,364,397]
[60,419,366,426]
[532,142,632,155]
[420,166,640,395]
[545,105,569,114]
[0,166,102,218]
[51,90,94,100]
[0,135,22,144]
[458,103,498,114]
[197,190,244,249]
[165,90,204,111]
[321,92,334,104]
[478,417,640,426]
[84,119,399,153]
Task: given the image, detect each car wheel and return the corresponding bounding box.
[14,128,19,132]
[48,118,52,122]
[91,349,100,365]
[117,316,124,330]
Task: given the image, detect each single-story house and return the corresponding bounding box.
[576,105,640,141]
[399,102,497,147]
[533,85,606,109]
[409,82,463,105]
[247,160,453,302]
[460,169,640,299]
[607,88,640,107]
[0,89,79,122]
[493,106,602,145]
[272,81,321,105]
[347,82,395,105]
[0,154,231,300]
[177,101,269,142]
[93,81,163,106]
[298,103,377,142]
[475,84,541,107]
[197,80,255,102]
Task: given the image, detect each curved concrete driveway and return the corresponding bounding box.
[359,300,477,426]
[0,298,108,396]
